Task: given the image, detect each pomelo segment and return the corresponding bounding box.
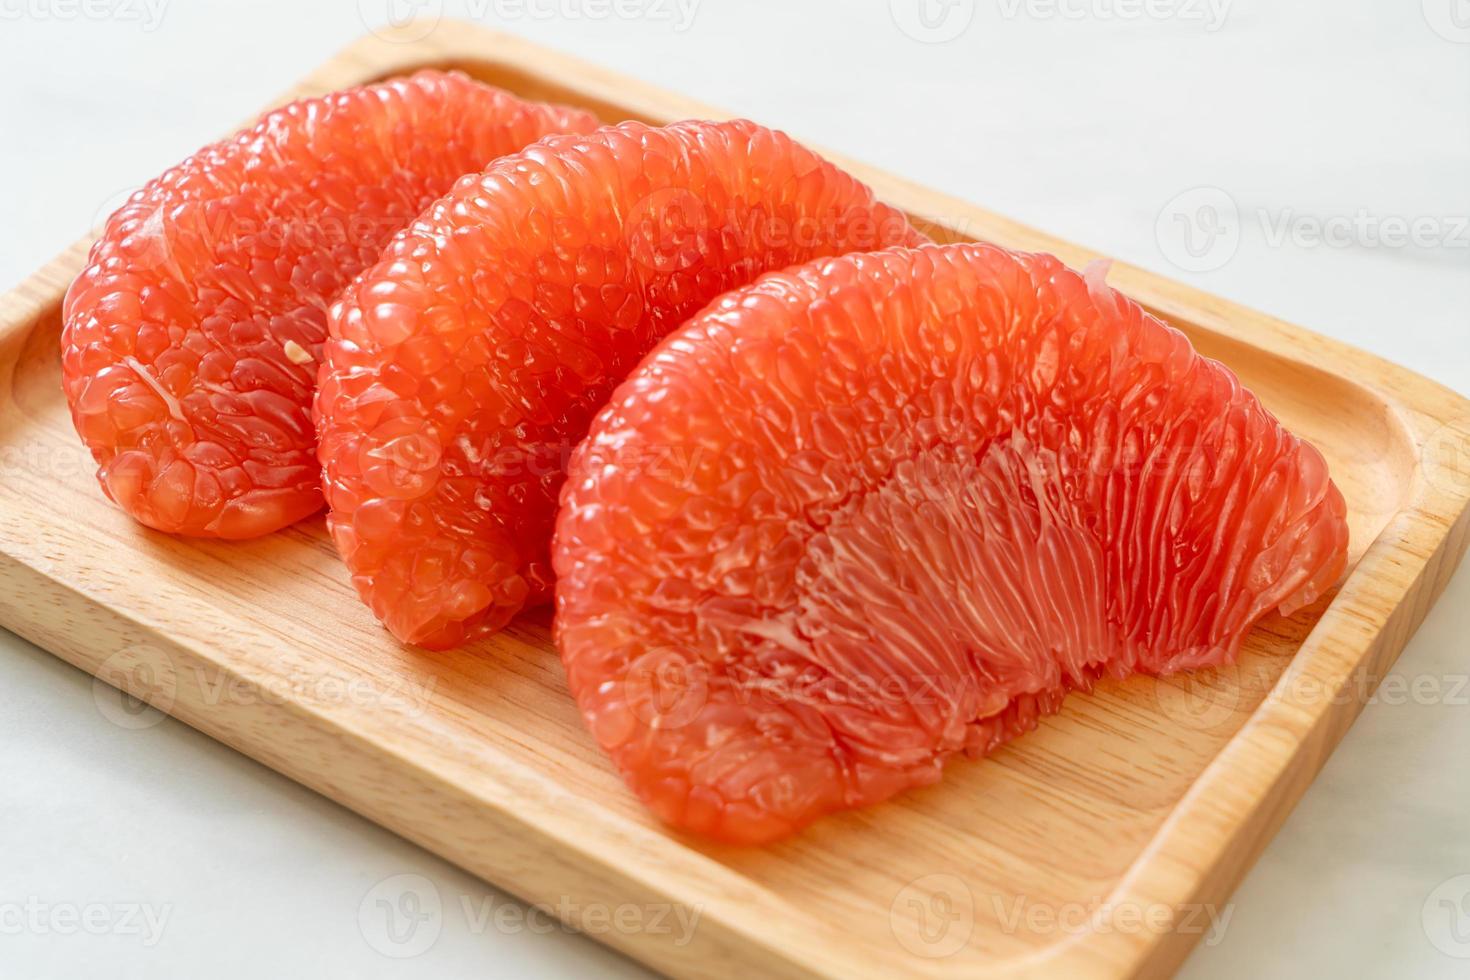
[316,119,928,648]
[553,243,1349,845]
[61,70,599,539]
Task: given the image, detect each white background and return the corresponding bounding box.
[2,1,1468,977]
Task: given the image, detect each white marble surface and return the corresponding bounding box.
[2,1,1468,977]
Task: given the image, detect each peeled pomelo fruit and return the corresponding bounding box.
[60,70,599,539]
[553,243,1350,845]
[316,119,928,648]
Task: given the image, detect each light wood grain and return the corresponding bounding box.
[2,21,1468,979]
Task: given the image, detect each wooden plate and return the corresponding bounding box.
[2,22,1467,979]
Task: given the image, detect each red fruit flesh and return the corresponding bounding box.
[552,243,1350,845]
[316,119,927,648]
[60,70,599,539]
